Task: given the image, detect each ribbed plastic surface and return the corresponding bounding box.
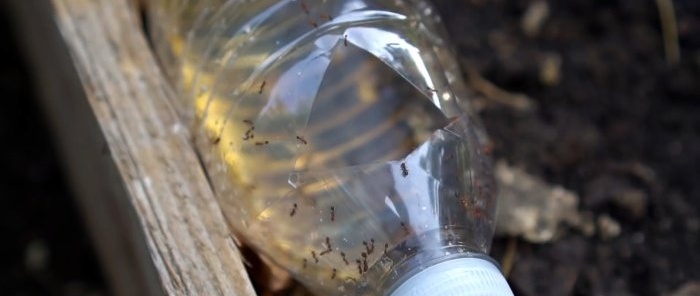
[390,257,514,296]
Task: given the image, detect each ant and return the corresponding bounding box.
[242,126,254,140]
[340,252,349,265]
[290,203,297,217]
[363,240,375,254]
[258,80,266,94]
[320,237,332,255]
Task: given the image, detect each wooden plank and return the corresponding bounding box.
[8,0,257,295]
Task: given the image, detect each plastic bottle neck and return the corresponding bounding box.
[387,256,513,296]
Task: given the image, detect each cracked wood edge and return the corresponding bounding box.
[8,0,257,295]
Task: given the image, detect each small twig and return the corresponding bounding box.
[500,237,518,278]
[656,0,680,65]
[467,68,536,111]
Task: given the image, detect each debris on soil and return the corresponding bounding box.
[510,237,586,296]
[495,162,582,242]
[467,68,537,112]
[538,53,562,86]
[584,173,650,221]
[665,282,700,296]
[596,214,622,240]
[655,0,681,65]
[521,1,549,37]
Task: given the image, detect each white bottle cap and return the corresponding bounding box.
[390,257,514,296]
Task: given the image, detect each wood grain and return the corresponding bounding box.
[9,0,257,295]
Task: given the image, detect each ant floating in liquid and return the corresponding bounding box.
[258,80,266,94]
[311,250,319,263]
[320,237,332,255]
[363,239,375,254]
[289,203,297,217]
[340,252,349,265]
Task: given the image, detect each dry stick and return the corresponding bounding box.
[656,0,680,65]
[500,237,518,278]
[467,67,535,112]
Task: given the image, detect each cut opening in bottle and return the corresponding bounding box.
[296,40,450,171]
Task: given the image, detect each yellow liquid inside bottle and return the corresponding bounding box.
[147,1,505,295]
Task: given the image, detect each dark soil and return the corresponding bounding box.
[433,0,700,295]
[2,0,698,296]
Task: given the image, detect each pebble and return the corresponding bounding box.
[597,214,621,240]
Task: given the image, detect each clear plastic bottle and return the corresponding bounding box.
[147,0,513,295]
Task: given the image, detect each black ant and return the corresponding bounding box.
[258,80,266,94]
[363,240,374,254]
[320,237,332,255]
[340,252,349,265]
[290,203,297,217]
